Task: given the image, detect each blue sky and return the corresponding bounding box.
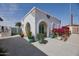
[0,3,79,26]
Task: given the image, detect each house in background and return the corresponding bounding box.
[0,17,11,37]
[67,24,79,34]
[67,13,79,34]
[22,7,61,37]
[0,17,22,37]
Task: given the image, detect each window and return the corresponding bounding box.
[46,14,50,19]
[1,26,4,32]
[39,23,44,33]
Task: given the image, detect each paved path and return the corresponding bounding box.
[0,34,79,56]
[32,34,79,56]
[0,35,20,40]
[0,37,47,56]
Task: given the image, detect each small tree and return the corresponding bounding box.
[15,22,22,34]
[15,22,21,28]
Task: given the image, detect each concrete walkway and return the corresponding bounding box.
[0,36,47,56]
[32,34,79,56]
[0,35,20,40]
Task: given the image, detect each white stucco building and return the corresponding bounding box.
[67,25,79,34]
[22,7,61,37]
[0,21,11,37]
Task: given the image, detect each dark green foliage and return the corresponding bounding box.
[52,32,57,38]
[28,32,35,43]
[28,32,32,39]
[15,22,22,35]
[0,47,7,56]
[15,22,21,28]
[36,33,44,41]
[36,33,48,44]
[42,40,48,44]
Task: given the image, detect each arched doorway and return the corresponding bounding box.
[39,21,47,37]
[25,22,31,36]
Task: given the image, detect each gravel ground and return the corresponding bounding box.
[32,34,79,56]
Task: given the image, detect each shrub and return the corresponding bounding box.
[52,26,70,37]
[28,32,32,39]
[36,33,47,44]
[28,32,35,42]
[52,32,57,38]
[0,47,7,56]
[36,33,44,40]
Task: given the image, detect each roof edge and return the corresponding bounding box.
[22,7,61,23]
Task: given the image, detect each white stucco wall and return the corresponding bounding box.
[0,26,11,37]
[22,12,36,36]
[68,25,79,34]
[35,9,61,37]
[22,7,61,37]
[35,9,51,37]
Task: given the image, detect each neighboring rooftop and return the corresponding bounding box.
[66,24,79,26]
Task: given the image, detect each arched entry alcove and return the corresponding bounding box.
[25,22,31,36]
[39,21,47,37]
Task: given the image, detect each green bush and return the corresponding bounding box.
[28,32,32,39]
[0,47,7,56]
[36,33,44,40]
[36,33,47,44]
[52,32,57,38]
[28,32,35,43]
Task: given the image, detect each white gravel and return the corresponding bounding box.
[32,34,79,56]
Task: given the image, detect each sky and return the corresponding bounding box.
[0,3,79,27]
